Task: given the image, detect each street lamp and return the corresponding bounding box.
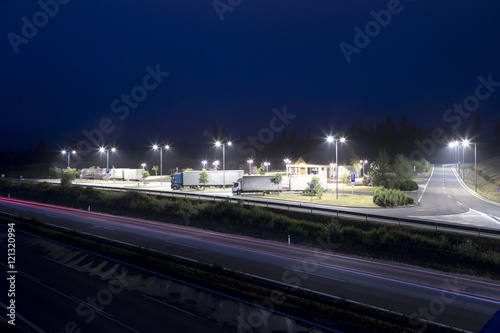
[215,141,232,187]
[247,159,253,175]
[202,160,207,170]
[360,160,368,177]
[141,163,146,170]
[461,140,477,192]
[327,136,346,199]
[99,147,116,170]
[461,139,470,180]
[61,149,76,168]
[284,158,291,176]
[264,162,270,173]
[213,160,219,170]
[448,141,459,169]
[153,144,170,185]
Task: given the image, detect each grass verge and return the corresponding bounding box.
[254,192,378,207]
[0,178,499,281]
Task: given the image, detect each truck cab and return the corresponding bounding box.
[232,178,242,195]
[171,172,182,190]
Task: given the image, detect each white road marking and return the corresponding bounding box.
[417,167,434,204]
[471,209,500,225]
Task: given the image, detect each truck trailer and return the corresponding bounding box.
[232,176,282,194]
[289,174,327,192]
[171,170,244,190]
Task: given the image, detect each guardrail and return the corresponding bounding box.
[86,184,500,238]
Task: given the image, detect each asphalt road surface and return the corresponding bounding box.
[0,230,231,333]
[0,198,499,332]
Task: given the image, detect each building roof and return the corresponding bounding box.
[292,151,331,166]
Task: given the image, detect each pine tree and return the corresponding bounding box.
[370,150,393,188]
[212,126,219,142]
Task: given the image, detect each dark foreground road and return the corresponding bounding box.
[1,197,499,332]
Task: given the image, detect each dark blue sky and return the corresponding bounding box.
[1,0,500,152]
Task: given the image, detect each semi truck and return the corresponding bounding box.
[171,170,244,190]
[232,176,282,194]
[80,168,143,181]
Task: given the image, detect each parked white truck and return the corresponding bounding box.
[289,174,327,192]
[232,176,282,194]
[171,170,244,190]
[80,168,143,181]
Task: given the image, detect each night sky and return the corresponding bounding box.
[2,1,500,156]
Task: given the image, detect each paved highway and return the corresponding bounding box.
[1,198,499,332]
[0,229,232,333]
[407,165,500,228]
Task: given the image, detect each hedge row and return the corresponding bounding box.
[1,179,499,279]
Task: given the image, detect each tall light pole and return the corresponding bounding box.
[448,141,459,169]
[202,160,207,170]
[360,160,367,177]
[284,158,291,176]
[461,140,477,192]
[474,142,477,193]
[462,139,469,180]
[327,136,346,199]
[62,150,76,168]
[215,141,232,187]
[247,159,253,175]
[153,144,170,185]
[141,163,146,170]
[264,162,270,174]
[99,147,116,170]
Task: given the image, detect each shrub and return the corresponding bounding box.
[60,172,75,187]
[271,173,283,185]
[305,176,324,199]
[324,218,342,242]
[401,180,418,191]
[373,186,414,207]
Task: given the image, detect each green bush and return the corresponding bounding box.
[305,176,324,199]
[60,172,75,187]
[373,186,414,207]
[401,180,418,191]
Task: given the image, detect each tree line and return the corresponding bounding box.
[2,113,499,178]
